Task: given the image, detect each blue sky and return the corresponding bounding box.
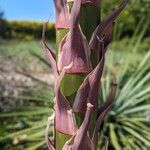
[0,0,55,22]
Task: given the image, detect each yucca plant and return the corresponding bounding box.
[41,0,127,149]
[0,31,150,150]
[99,49,150,149]
[0,51,150,150]
[1,1,150,150]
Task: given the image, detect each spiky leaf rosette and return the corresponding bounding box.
[99,51,150,149]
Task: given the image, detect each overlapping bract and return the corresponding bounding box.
[54,0,101,29]
[53,0,70,29]
[58,0,92,73]
[54,68,78,135]
[89,0,127,60]
[63,103,95,150]
[73,47,105,113]
[44,0,127,149]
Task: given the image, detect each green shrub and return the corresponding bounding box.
[0,20,55,41]
[102,0,150,39]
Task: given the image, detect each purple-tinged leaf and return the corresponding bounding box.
[55,65,77,135]
[104,136,109,150]
[90,0,127,52]
[92,81,117,149]
[73,43,105,113]
[45,116,55,150]
[102,23,114,52]
[58,0,92,73]
[53,0,70,29]
[46,138,55,150]
[63,103,94,150]
[42,22,59,77]
[97,80,117,117]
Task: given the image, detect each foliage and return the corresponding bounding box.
[0,6,4,19]
[0,0,150,41]
[0,20,55,40]
[0,39,55,72]
[0,0,149,149]
[0,40,54,150]
[0,87,54,150]
[102,0,150,39]
[99,50,150,149]
[0,36,149,149]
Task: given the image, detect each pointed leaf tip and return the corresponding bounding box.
[63,103,94,150]
[46,138,55,150]
[73,47,105,113]
[45,116,55,150]
[58,0,92,73]
[53,0,70,29]
[92,81,117,149]
[42,22,58,77]
[90,0,127,52]
[104,136,109,150]
[55,68,77,135]
[97,80,117,117]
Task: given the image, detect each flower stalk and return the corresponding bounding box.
[43,0,127,149]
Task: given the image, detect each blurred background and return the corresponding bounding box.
[0,0,150,149]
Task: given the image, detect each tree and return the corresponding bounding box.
[0,6,4,19]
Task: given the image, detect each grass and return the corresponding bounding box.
[100,50,150,149]
[0,36,149,149]
[0,11,149,149]
[0,39,55,72]
[0,39,55,149]
[0,40,55,56]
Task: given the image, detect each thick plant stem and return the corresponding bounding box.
[55,1,100,150]
[80,4,100,68]
[79,4,100,42]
